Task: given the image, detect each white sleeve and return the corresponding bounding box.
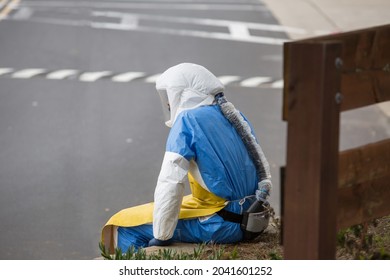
[153,151,189,240]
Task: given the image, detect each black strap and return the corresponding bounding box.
[217,209,243,224]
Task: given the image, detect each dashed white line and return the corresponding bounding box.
[144,74,162,84]
[46,69,78,79]
[111,72,146,82]
[228,23,251,40]
[11,68,46,78]
[0,67,284,89]
[240,77,273,87]
[271,79,284,89]
[79,71,112,82]
[217,76,242,85]
[120,14,139,29]
[0,67,14,76]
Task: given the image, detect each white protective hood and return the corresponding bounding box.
[156,63,225,127]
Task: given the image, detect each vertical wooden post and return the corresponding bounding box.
[283,42,342,259]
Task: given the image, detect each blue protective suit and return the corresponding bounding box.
[117,105,259,251]
[112,63,270,252]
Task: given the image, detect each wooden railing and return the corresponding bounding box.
[282,24,390,259]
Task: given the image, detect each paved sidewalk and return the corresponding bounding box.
[262,0,390,39]
[262,0,390,117]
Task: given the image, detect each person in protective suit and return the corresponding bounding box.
[101,63,272,252]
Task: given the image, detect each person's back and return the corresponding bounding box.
[169,105,258,202]
[101,63,272,252]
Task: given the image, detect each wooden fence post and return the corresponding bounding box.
[283,42,342,259]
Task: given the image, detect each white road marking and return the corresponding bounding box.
[92,11,138,30]
[12,68,46,78]
[8,9,291,45]
[90,21,135,30]
[46,69,78,79]
[90,11,288,45]
[240,77,272,87]
[217,76,242,85]
[0,68,284,89]
[79,71,112,82]
[228,23,251,40]
[111,72,146,82]
[130,25,286,45]
[17,17,88,27]
[271,79,284,89]
[92,11,305,35]
[23,15,286,45]
[21,1,269,11]
[0,67,14,76]
[144,74,162,84]
[120,14,138,28]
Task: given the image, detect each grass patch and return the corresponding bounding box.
[99,216,390,260]
[99,242,237,260]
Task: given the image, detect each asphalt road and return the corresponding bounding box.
[0,0,294,259]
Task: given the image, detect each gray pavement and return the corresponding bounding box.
[0,0,287,259]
